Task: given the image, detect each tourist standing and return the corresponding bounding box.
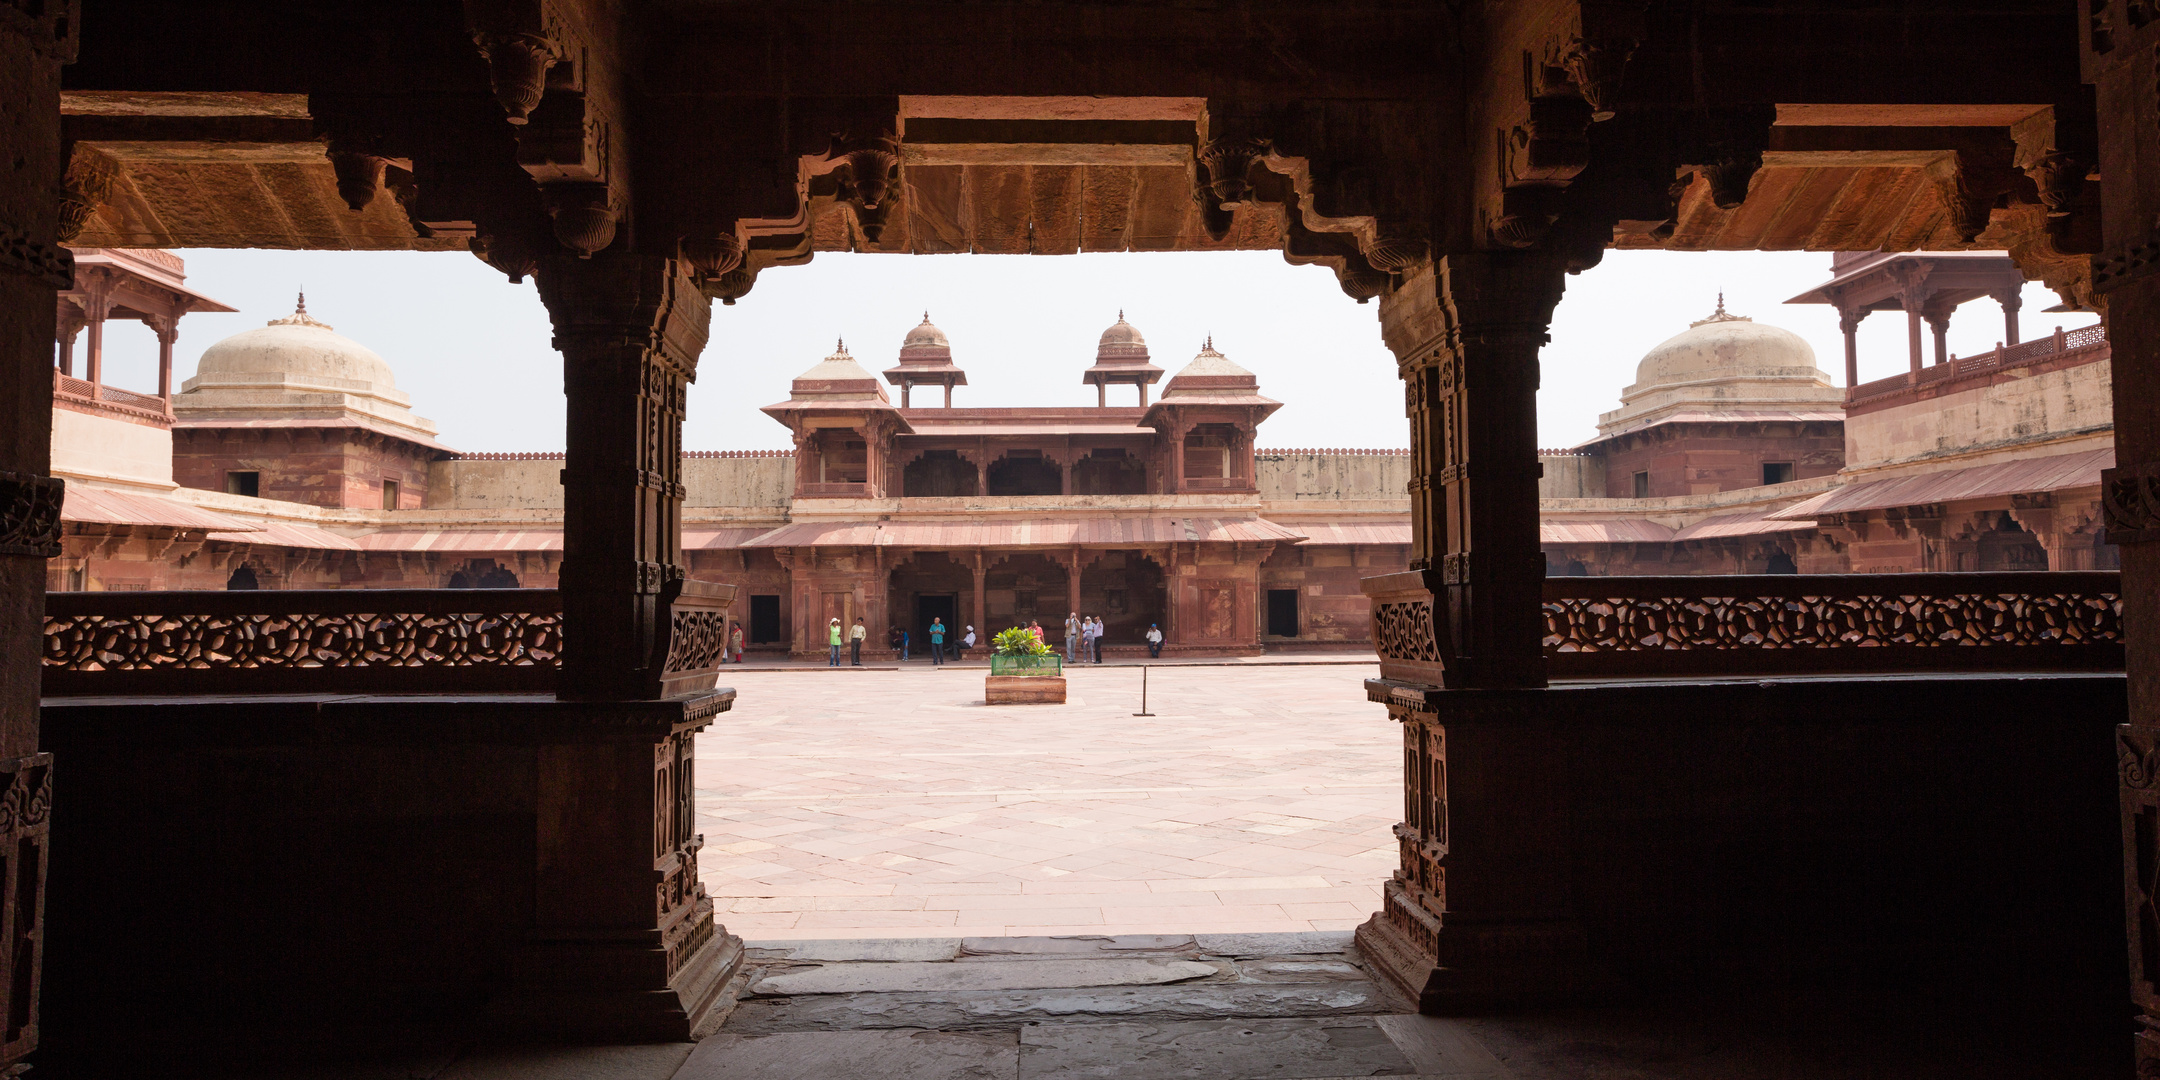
[1145,623,1162,658]
[1083,616,1101,664]
[1064,612,1080,662]
[827,618,843,667]
[729,622,744,664]
[928,618,946,664]
[849,617,866,666]
[1091,617,1105,663]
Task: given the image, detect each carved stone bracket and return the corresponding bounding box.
[0,472,64,558]
[2103,460,2160,544]
[2092,227,2160,294]
[0,224,72,290]
[545,183,617,257]
[55,145,118,243]
[472,31,560,124]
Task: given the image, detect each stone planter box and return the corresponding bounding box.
[986,674,1067,704]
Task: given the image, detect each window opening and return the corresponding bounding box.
[225,471,259,498]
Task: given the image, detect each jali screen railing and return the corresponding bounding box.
[1367,572,2124,684]
[42,588,565,695]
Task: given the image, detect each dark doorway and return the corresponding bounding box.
[1266,588,1299,637]
[1764,550,1798,574]
[916,593,958,653]
[903,450,979,497]
[749,594,782,644]
[987,453,1061,496]
[226,566,259,590]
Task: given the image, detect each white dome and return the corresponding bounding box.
[1593,297,1841,439]
[194,297,402,394]
[175,294,440,443]
[1630,301,1821,390]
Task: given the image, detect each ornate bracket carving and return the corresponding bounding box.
[0,471,64,558]
[472,31,560,124]
[56,145,118,243]
[545,183,616,257]
[2103,460,2160,545]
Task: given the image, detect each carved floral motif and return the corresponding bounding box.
[0,471,63,558]
[42,609,562,671]
[1374,600,1442,664]
[1542,582,2122,654]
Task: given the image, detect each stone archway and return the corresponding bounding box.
[887,550,975,654]
[902,450,979,497]
[1077,550,1166,653]
[983,552,1071,640]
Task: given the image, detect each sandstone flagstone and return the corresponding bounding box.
[677,1030,1018,1080]
[748,958,1220,996]
[1015,1017,1417,1080]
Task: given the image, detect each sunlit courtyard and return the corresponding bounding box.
[694,663,1396,940]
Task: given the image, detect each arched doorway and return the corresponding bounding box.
[225,565,259,590]
[986,452,1061,496]
[984,552,1070,640]
[1078,550,1166,653]
[1073,450,1146,494]
[887,551,974,656]
[902,450,978,497]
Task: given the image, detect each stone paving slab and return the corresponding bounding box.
[1017,1017,1417,1080]
[676,1030,1017,1080]
[721,982,1396,1036]
[749,958,1221,996]
[695,665,1395,939]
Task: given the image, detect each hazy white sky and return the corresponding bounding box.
[91,247,2091,453]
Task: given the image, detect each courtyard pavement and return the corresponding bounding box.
[692,663,1397,939]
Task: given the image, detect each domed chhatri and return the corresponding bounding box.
[884,312,967,407]
[1596,295,1841,439]
[176,292,439,443]
[1097,310,1148,351]
[901,312,950,350]
[1083,310,1165,406]
[1163,335,1254,386]
[776,339,899,410]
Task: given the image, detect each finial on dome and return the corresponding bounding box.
[267,290,332,330]
[1689,291,1750,327]
[1118,309,1124,320]
[836,337,847,353]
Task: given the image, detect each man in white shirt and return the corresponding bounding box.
[961,625,976,660]
[1145,623,1163,659]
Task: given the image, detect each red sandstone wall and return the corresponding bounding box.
[174,428,436,508]
[1599,422,1844,498]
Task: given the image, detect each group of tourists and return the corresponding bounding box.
[827,617,977,666]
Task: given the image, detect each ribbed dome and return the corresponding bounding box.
[1098,312,1147,350]
[1630,298,1821,390]
[903,312,950,349]
[193,295,401,393]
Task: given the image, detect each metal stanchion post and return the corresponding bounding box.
[1132,665,1154,717]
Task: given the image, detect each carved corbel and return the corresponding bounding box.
[1198,136,1270,208]
[326,143,389,212]
[1502,66,1593,187]
[1491,186,1561,249]
[544,183,616,257]
[56,145,119,243]
[472,31,560,124]
[681,234,744,285]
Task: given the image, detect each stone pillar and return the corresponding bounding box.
[1065,547,1082,626]
[541,252,706,701]
[55,300,81,377]
[1356,250,1575,1013]
[0,11,72,1069]
[2090,18,2160,1070]
[1925,306,1952,366]
[1903,302,1925,375]
[1838,309,1865,388]
[149,314,176,401]
[79,272,109,397]
[1996,288,2023,345]
[517,250,741,1037]
[1391,253,1557,690]
[971,552,987,639]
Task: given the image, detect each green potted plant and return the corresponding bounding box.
[986,625,1065,703]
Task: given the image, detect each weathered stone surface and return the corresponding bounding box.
[1017,1017,1417,1079]
[723,982,1393,1034]
[1195,931,1358,959]
[1373,1015,1514,1078]
[749,938,964,963]
[435,1043,697,1080]
[959,935,1198,959]
[750,958,1218,997]
[1234,960,1371,983]
[677,1030,1017,1080]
